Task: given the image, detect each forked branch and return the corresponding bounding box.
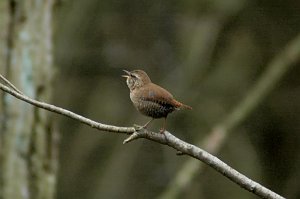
[0,75,285,199]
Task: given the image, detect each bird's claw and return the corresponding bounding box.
[159,128,166,134]
[133,124,144,131]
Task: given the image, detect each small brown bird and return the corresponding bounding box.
[122,69,192,133]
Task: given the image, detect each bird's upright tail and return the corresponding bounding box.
[173,100,192,110]
[181,103,192,110]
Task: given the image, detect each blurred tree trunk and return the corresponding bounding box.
[0,1,58,199]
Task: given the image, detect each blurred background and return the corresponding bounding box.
[1,0,300,199]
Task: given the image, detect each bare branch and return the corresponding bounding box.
[158,33,300,199]
[0,82,134,134]
[124,129,285,199]
[0,74,23,94]
[0,78,285,199]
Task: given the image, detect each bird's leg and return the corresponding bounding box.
[159,117,167,133]
[134,118,154,131]
[143,118,154,128]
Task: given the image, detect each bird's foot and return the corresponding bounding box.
[133,124,145,131]
[159,128,166,134]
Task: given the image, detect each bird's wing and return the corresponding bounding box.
[140,83,192,110]
[140,83,180,107]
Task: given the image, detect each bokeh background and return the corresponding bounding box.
[1,0,300,199]
[54,1,300,199]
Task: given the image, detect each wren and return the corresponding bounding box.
[122,69,192,133]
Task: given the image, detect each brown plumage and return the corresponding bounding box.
[122,69,192,132]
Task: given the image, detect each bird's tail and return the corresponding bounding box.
[174,100,192,110]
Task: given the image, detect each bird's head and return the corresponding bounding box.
[122,69,151,91]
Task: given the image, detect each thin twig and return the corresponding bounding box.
[0,78,285,199]
[0,83,134,134]
[0,74,23,94]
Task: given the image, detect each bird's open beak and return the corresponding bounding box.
[122,70,131,78]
